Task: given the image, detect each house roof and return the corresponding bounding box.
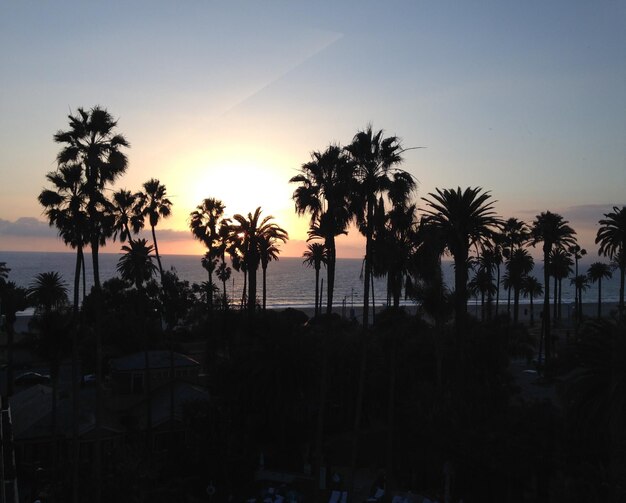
[110,351,200,372]
[9,385,122,440]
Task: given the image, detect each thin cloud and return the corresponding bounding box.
[0,217,57,238]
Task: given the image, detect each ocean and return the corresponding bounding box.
[0,250,621,312]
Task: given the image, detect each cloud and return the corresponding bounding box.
[0,217,57,238]
[518,203,625,228]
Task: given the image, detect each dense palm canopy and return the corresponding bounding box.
[228,207,288,313]
[504,248,534,322]
[421,186,501,329]
[345,126,415,327]
[190,198,226,311]
[291,145,353,314]
[54,106,129,289]
[532,211,576,363]
[136,178,172,280]
[28,272,69,314]
[117,239,158,290]
[110,189,143,244]
[596,206,626,314]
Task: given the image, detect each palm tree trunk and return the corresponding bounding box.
[241,271,247,309]
[248,263,257,313]
[262,266,267,311]
[314,268,320,317]
[553,276,558,321]
[543,252,552,364]
[530,295,535,326]
[363,202,374,327]
[222,278,228,309]
[81,251,86,302]
[619,265,625,317]
[371,272,376,325]
[71,246,82,503]
[326,236,336,315]
[513,286,520,323]
[151,225,165,281]
[454,251,469,333]
[495,265,501,316]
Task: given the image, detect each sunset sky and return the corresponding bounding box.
[1,1,624,259]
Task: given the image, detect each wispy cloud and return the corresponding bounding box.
[0,217,57,238]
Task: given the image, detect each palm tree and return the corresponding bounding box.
[504,248,534,323]
[216,261,232,309]
[468,267,497,321]
[302,242,327,317]
[117,239,158,290]
[28,272,69,314]
[136,178,172,281]
[291,145,354,315]
[587,262,613,318]
[259,233,287,311]
[39,163,90,314]
[596,206,626,315]
[531,211,576,364]
[548,247,573,322]
[421,187,501,330]
[110,189,143,244]
[54,106,129,290]
[521,275,543,326]
[345,127,414,327]
[0,262,9,283]
[189,198,226,312]
[229,208,287,313]
[476,245,500,319]
[501,218,531,314]
[570,275,590,320]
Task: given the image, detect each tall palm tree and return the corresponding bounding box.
[27,272,69,314]
[568,244,587,320]
[548,247,573,322]
[596,206,626,315]
[136,178,172,281]
[521,275,543,326]
[532,211,576,364]
[258,234,286,311]
[587,262,613,318]
[501,218,531,314]
[216,261,232,309]
[117,239,158,290]
[110,189,143,245]
[421,187,501,330]
[189,198,226,312]
[54,106,129,290]
[39,163,90,314]
[302,242,327,317]
[504,248,534,323]
[229,208,287,313]
[476,245,500,319]
[345,127,414,327]
[291,145,354,315]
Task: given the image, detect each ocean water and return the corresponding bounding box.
[0,250,621,311]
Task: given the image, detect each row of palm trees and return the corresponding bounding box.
[290,127,626,344]
[189,200,288,313]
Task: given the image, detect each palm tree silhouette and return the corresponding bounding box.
[532,211,576,364]
[39,163,90,313]
[117,238,158,290]
[216,261,232,309]
[421,187,501,330]
[27,272,69,314]
[596,206,626,315]
[110,189,143,245]
[503,248,534,323]
[291,145,353,315]
[475,245,500,319]
[54,106,129,289]
[548,247,573,322]
[0,262,9,283]
[302,242,327,317]
[229,207,287,313]
[345,127,414,327]
[570,275,590,320]
[136,178,172,282]
[587,262,613,318]
[521,275,543,326]
[501,218,531,314]
[189,198,226,312]
[259,234,285,311]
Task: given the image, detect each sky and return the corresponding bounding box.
[1,0,625,259]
